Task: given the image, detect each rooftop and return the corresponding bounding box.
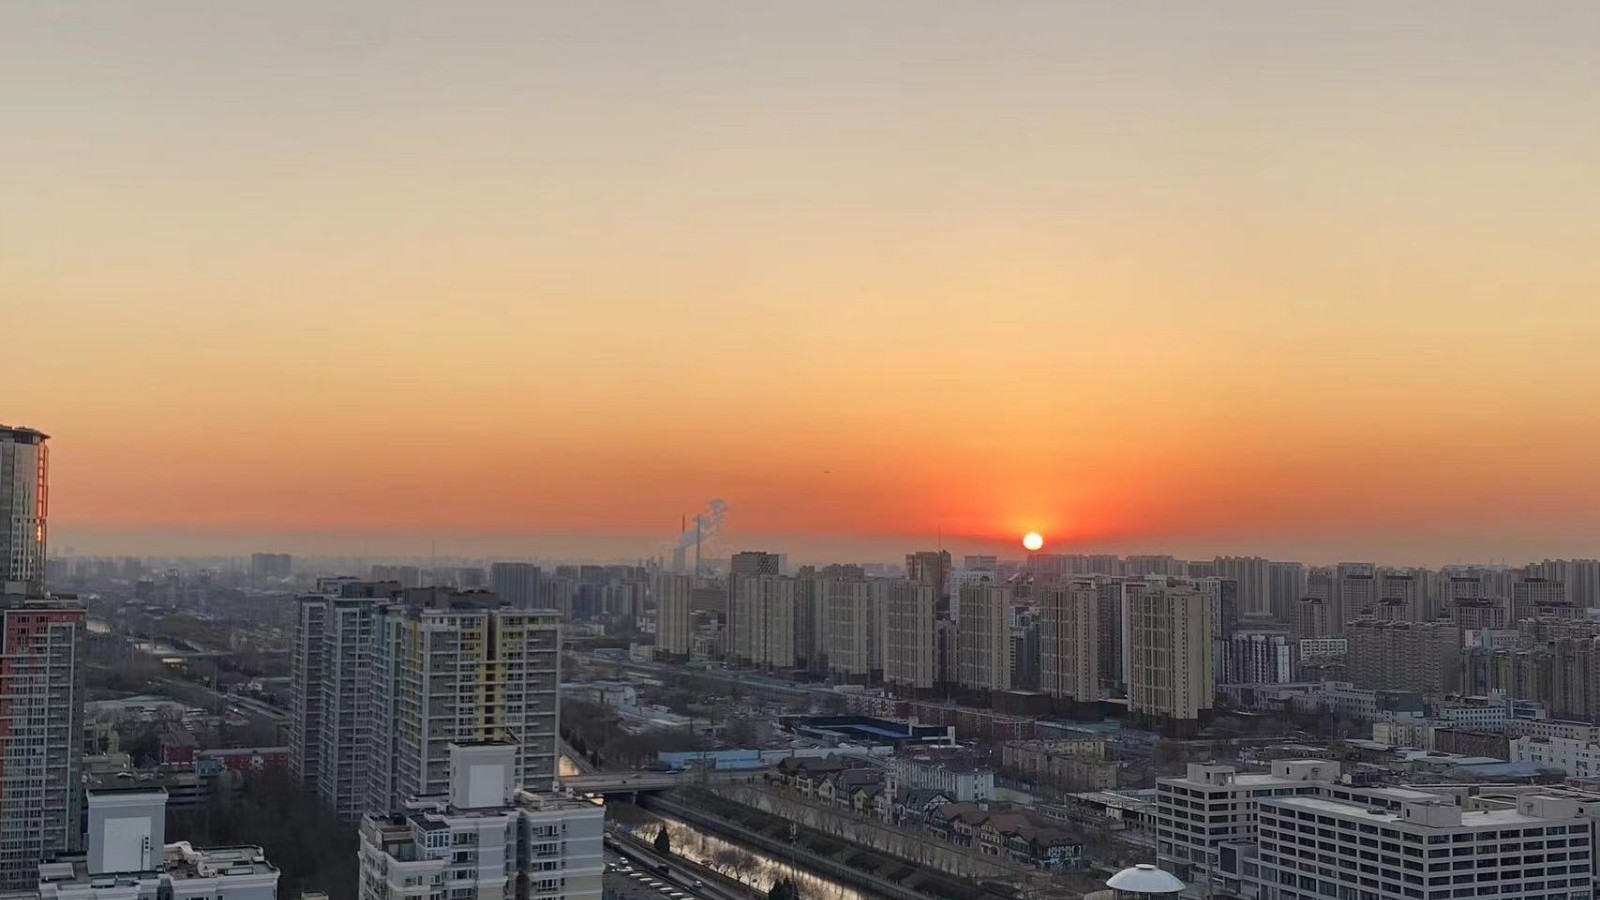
[0,426,48,443]
[1267,796,1569,827]
[39,844,275,887]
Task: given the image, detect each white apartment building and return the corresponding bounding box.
[1520,721,1600,743]
[957,582,1013,693]
[880,580,937,691]
[824,578,873,682]
[1224,631,1294,685]
[1298,638,1348,660]
[893,752,994,803]
[1511,736,1600,779]
[1433,699,1510,731]
[320,593,384,820]
[654,572,693,658]
[368,595,562,813]
[1372,717,1440,748]
[1128,581,1214,727]
[1038,579,1102,704]
[1156,760,1340,888]
[358,744,603,900]
[1251,791,1593,900]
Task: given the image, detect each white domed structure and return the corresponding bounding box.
[1105,863,1186,896]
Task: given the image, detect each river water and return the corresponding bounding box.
[620,809,865,900]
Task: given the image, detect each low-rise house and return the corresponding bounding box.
[1002,822,1083,872]
[894,788,951,828]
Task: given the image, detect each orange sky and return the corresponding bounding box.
[7,2,1600,564]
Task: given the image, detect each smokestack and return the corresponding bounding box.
[666,499,727,577]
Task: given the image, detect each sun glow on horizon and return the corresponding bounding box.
[1022,532,1044,552]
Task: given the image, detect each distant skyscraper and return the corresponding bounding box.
[1293,596,1332,642]
[490,562,541,610]
[655,572,693,658]
[1565,560,1600,609]
[1512,577,1569,621]
[730,574,795,669]
[1127,580,1214,731]
[1334,562,1377,630]
[249,552,292,580]
[1345,620,1461,694]
[957,582,1012,693]
[730,551,782,577]
[823,577,873,683]
[1377,570,1422,621]
[1038,579,1102,705]
[369,565,422,589]
[1267,561,1306,623]
[962,555,998,575]
[906,550,953,612]
[728,551,782,658]
[1222,629,1294,684]
[1215,557,1270,617]
[1124,555,1179,577]
[881,580,937,692]
[0,426,49,595]
[792,573,826,672]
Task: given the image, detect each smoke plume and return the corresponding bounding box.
[675,499,728,549]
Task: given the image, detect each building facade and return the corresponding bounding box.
[0,595,87,887]
[1038,579,1102,705]
[881,580,938,691]
[1128,581,1214,728]
[0,425,49,594]
[357,743,603,900]
[488,563,541,611]
[1345,620,1462,695]
[368,596,561,812]
[731,575,796,669]
[824,578,874,682]
[958,582,1013,694]
[654,572,693,658]
[1223,630,1294,684]
[1216,556,1271,618]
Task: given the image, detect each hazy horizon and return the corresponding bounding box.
[11,2,1600,563]
[49,523,1596,571]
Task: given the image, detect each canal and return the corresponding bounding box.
[617,807,864,900]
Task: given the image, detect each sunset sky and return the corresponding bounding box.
[7,2,1600,565]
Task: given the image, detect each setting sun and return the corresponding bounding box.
[1022,532,1044,552]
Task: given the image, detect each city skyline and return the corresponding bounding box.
[11,2,1600,563]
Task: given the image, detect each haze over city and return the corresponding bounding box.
[9,2,1600,564]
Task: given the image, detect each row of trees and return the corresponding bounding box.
[651,824,800,899]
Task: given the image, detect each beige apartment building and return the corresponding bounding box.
[1038,578,1102,705]
[881,580,938,691]
[1128,581,1213,729]
[958,582,1013,693]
